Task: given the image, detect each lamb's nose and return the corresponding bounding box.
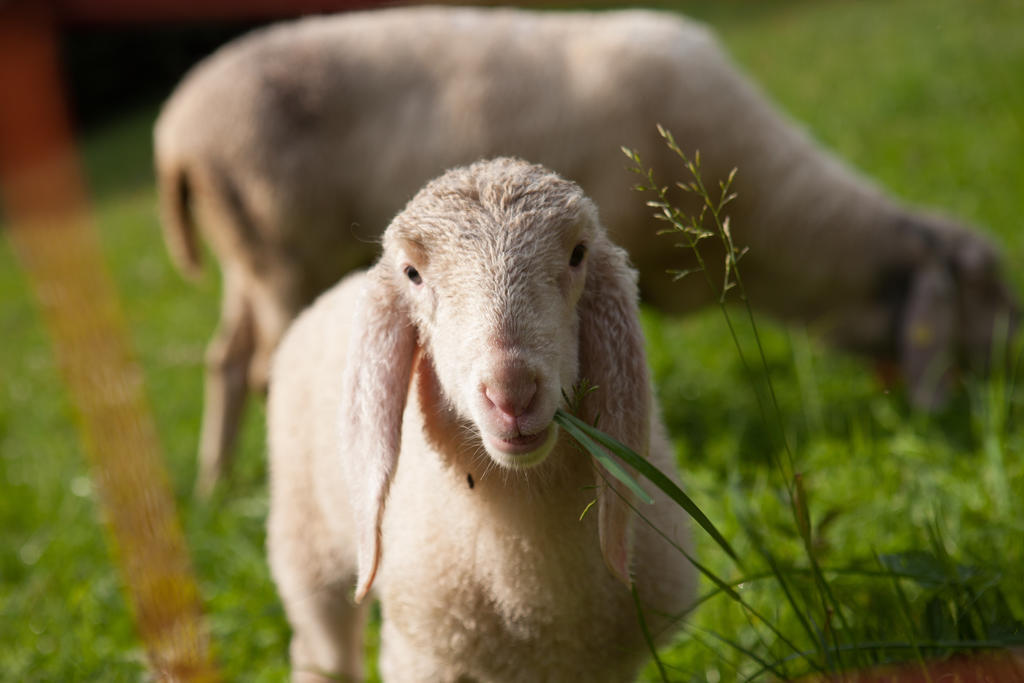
[483,377,538,424]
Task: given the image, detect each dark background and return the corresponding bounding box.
[61,23,262,131]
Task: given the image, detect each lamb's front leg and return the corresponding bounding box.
[378,617,464,683]
[283,580,369,683]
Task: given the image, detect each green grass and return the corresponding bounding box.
[628,123,1023,679]
[1,0,1022,679]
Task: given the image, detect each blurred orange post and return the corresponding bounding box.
[0,2,218,680]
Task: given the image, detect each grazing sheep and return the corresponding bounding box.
[266,159,695,682]
[155,6,1017,494]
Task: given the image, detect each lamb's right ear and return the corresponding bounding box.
[577,236,650,586]
[337,262,416,603]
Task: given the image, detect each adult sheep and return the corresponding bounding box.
[267,157,695,681]
[154,6,1017,495]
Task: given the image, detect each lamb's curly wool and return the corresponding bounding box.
[157,6,1017,495]
[266,159,695,682]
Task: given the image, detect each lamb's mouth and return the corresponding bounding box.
[484,424,558,469]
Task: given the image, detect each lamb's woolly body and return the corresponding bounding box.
[159,6,1015,494]
[267,159,694,681]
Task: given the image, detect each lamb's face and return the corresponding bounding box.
[385,163,596,469]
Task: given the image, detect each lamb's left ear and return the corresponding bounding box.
[576,235,650,585]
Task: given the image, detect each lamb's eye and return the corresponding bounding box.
[569,243,586,268]
[404,265,423,285]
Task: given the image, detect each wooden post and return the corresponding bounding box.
[0,3,218,680]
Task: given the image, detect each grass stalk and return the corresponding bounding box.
[633,582,670,683]
[555,408,739,564]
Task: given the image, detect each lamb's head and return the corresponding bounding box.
[382,158,598,468]
[341,158,648,600]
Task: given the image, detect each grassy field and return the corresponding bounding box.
[1,0,1022,680]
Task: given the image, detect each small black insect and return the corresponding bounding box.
[467,473,475,489]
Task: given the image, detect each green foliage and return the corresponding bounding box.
[1,0,1022,680]
[614,117,1023,678]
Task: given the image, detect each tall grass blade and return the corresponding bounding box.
[690,626,790,681]
[743,520,827,670]
[554,409,653,504]
[631,582,669,683]
[555,408,740,564]
[876,550,933,681]
[793,474,860,669]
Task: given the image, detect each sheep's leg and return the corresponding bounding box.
[195,275,255,497]
[287,584,369,683]
[247,278,302,395]
[378,619,457,682]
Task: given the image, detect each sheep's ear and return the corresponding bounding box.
[577,238,650,585]
[338,263,417,602]
[900,261,956,409]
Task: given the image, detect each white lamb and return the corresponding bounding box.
[266,158,695,681]
[156,6,1017,494]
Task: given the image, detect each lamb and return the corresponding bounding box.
[266,158,695,681]
[155,6,1017,494]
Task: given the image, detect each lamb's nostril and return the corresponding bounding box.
[483,381,538,420]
